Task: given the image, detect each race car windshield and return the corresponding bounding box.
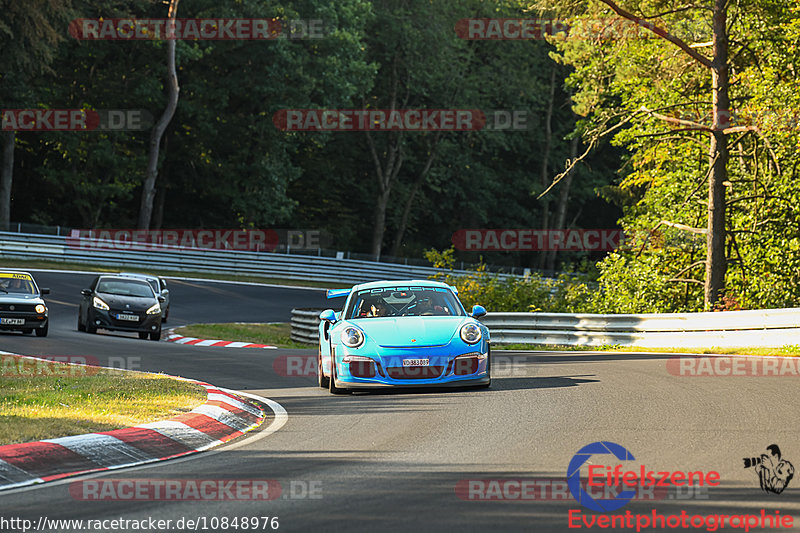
[96,279,155,298]
[0,277,37,295]
[347,288,464,319]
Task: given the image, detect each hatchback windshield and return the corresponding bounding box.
[0,275,37,295]
[97,279,155,298]
[347,287,464,319]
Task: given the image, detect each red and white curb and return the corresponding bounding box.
[166,330,277,349]
[0,373,269,492]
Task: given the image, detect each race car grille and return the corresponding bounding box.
[446,355,480,375]
[348,360,377,378]
[0,304,36,312]
[386,366,444,380]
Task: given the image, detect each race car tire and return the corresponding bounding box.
[318,348,329,388]
[35,324,48,337]
[329,356,348,395]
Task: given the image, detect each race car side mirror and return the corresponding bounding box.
[158,296,166,303]
[81,289,91,296]
[470,305,487,319]
[40,288,50,295]
[319,309,337,323]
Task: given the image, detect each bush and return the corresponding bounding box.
[425,247,596,313]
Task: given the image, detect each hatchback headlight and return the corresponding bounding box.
[341,327,365,348]
[146,303,162,315]
[34,304,46,314]
[93,297,109,311]
[460,323,482,344]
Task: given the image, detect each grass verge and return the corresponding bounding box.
[0,258,341,289]
[174,322,310,349]
[493,343,800,356]
[0,354,208,445]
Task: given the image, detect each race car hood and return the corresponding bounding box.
[0,294,46,305]
[95,293,155,311]
[353,316,467,347]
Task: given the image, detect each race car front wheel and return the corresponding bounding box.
[328,355,348,395]
[318,349,329,388]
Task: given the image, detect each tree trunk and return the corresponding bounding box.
[138,0,180,230]
[389,179,422,259]
[705,0,729,308]
[366,124,404,260]
[388,137,440,258]
[0,131,14,231]
[152,183,167,230]
[537,66,557,270]
[371,188,392,260]
[545,136,579,273]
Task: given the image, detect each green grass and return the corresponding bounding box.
[493,343,800,356]
[0,355,208,445]
[0,258,342,289]
[174,322,310,349]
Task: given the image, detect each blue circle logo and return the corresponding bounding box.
[567,441,637,512]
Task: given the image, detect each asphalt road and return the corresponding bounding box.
[1,271,800,532]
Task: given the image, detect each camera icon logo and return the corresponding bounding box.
[567,441,637,512]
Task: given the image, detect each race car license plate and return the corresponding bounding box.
[403,358,429,367]
[1,318,24,325]
[116,313,139,321]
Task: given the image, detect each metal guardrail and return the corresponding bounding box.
[290,307,800,348]
[481,309,800,348]
[291,309,324,344]
[0,232,517,285]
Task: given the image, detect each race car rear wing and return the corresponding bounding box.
[326,288,351,299]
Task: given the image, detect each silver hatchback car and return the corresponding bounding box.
[118,272,171,322]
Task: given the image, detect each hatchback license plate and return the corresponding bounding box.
[116,314,139,322]
[403,359,430,367]
[1,318,24,325]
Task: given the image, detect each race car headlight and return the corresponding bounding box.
[93,297,109,311]
[341,327,365,348]
[146,303,162,315]
[34,304,46,314]
[460,323,482,344]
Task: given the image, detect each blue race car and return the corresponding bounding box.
[317,280,490,394]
